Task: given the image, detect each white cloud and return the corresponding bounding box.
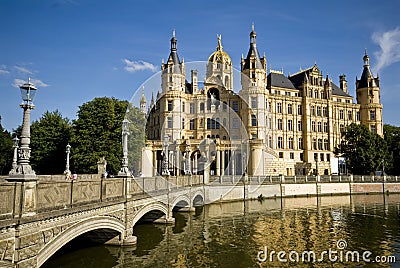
[372,27,400,74]
[14,66,34,74]
[12,78,49,88]
[0,65,9,75]
[123,59,158,73]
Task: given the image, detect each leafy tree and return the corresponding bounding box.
[0,116,13,175]
[384,124,400,175]
[71,97,128,174]
[126,105,146,175]
[30,110,72,174]
[335,123,388,175]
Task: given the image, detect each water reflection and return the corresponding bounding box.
[43,194,400,267]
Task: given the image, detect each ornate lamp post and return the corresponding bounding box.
[162,134,170,176]
[64,143,71,175]
[184,141,191,175]
[118,119,131,177]
[11,137,19,170]
[9,78,37,180]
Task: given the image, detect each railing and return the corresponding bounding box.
[208,175,400,185]
[0,175,204,225]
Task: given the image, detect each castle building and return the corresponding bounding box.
[141,26,383,177]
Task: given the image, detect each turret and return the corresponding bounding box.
[356,50,383,136]
[161,30,186,92]
[140,90,147,114]
[241,23,267,90]
[339,74,348,94]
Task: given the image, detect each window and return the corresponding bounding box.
[232,101,239,112]
[288,120,293,131]
[321,91,325,99]
[370,110,375,120]
[327,154,330,162]
[190,103,194,114]
[371,125,376,133]
[251,115,257,126]
[314,153,318,161]
[276,103,282,113]
[216,118,220,129]
[318,139,323,150]
[288,137,293,149]
[298,138,303,150]
[313,138,317,150]
[324,122,328,133]
[268,136,272,148]
[356,112,360,121]
[168,100,173,111]
[207,118,211,129]
[348,111,352,121]
[251,97,257,108]
[288,104,293,114]
[317,106,321,116]
[339,110,344,119]
[279,152,284,158]
[300,153,304,161]
[190,119,195,130]
[324,139,329,150]
[267,117,271,129]
[223,101,227,111]
[298,120,302,131]
[223,118,226,126]
[286,92,291,96]
[268,101,271,112]
[278,137,283,149]
[309,89,313,97]
[167,117,173,128]
[314,90,319,99]
[182,118,185,129]
[311,105,315,116]
[322,107,327,117]
[182,102,185,113]
[312,121,316,132]
[200,102,204,112]
[290,152,294,159]
[278,119,283,130]
[232,118,239,129]
[298,104,302,115]
[320,153,324,162]
[317,122,322,132]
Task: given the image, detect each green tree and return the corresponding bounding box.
[126,105,146,175]
[335,123,388,175]
[30,110,72,174]
[0,116,13,175]
[384,124,400,175]
[71,97,128,174]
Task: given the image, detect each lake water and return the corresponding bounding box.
[43,194,400,267]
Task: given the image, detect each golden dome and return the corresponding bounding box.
[208,35,232,66]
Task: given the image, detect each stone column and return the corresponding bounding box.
[221,150,225,176]
[216,149,220,176]
[231,150,235,176]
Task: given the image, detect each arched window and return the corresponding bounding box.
[251,115,257,126]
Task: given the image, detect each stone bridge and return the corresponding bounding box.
[0,176,205,268]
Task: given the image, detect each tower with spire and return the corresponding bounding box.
[356,51,383,136]
[161,30,186,93]
[140,89,147,114]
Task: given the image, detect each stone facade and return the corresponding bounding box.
[143,25,383,177]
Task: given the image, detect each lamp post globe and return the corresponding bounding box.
[8,78,38,180]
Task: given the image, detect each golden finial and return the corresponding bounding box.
[217,34,222,51]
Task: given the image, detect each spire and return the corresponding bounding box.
[170,29,177,52]
[250,22,256,45]
[243,23,263,70]
[150,91,154,107]
[324,75,331,88]
[164,30,181,73]
[358,49,376,89]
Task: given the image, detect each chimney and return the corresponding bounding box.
[339,75,348,93]
[191,70,198,93]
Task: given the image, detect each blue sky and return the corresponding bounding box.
[1,0,400,131]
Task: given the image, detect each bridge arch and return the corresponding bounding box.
[171,195,191,210]
[192,191,204,207]
[131,202,169,226]
[37,216,125,267]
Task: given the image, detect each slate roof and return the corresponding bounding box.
[267,72,296,89]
